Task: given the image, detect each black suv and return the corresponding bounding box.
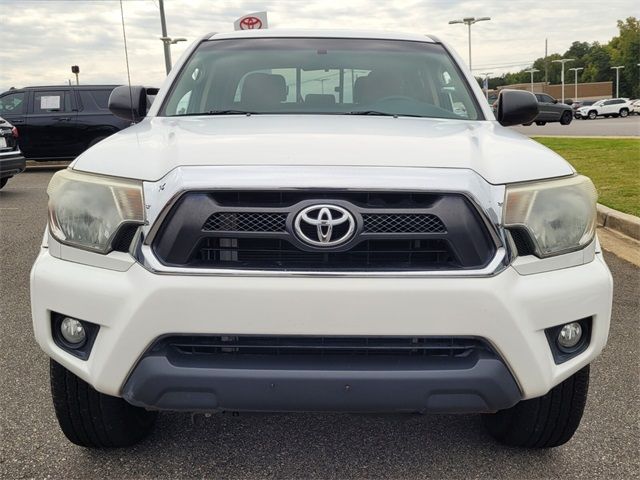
[523,93,573,126]
[0,116,25,189]
[0,85,131,161]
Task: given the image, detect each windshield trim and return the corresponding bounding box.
[158,36,486,121]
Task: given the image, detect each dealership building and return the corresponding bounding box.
[496,81,613,101]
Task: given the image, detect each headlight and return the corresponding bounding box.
[47,169,145,253]
[504,175,597,257]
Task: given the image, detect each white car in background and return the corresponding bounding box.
[575,98,632,119]
[630,99,640,115]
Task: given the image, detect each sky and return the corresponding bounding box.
[0,0,636,92]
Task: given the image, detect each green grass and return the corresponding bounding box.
[533,137,640,217]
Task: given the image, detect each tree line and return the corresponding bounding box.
[480,17,640,98]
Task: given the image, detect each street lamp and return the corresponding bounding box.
[611,65,625,98]
[479,72,493,100]
[448,16,491,71]
[158,0,187,74]
[524,68,539,93]
[552,58,574,104]
[159,37,187,74]
[568,67,583,101]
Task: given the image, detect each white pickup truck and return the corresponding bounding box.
[31,29,612,449]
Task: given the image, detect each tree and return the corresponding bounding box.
[608,17,640,97]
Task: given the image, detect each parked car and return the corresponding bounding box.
[575,98,632,119]
[32,29,612,450]
[571,100,595,112]
[522,93,573,125]
[0,116,25,189]
[630,99,640,115]
[0,85,132,161]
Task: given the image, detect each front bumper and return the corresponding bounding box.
[31,242,613,410]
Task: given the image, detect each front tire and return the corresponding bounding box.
[50,359,157,448]
[619,108,629,118]
[483,365,590,448]
[588,110,597,120]
[0,177,8,190]
[560,111,573,125]
[535,121,546,126]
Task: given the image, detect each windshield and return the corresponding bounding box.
[161,38,482,120]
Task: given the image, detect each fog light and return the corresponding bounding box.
[60,317,86,345]
[557,322,582,350]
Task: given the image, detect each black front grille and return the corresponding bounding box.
[195,237,456,270]
[203,212,287,232]
[363,213,445,233]
[152,190,497,271]
[152,335,494,360]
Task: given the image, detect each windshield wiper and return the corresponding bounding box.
[346,111,423,118]
[173,110,256,117]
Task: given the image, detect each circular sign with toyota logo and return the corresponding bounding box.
[294,204,356,247]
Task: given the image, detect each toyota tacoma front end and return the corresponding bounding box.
[30,30,612,449]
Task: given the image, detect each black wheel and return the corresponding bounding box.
[50,359,157,448]
[560,111,573,125]
[535,121,546,126]
[619,108,629,118]
[483,365,590,448]
[588,110,597,120]
[0,177,8,190]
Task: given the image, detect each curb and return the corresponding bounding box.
[597,204,640,241]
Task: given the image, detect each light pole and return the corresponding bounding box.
[611,66,625,98]
[448,16,491,71]
[552,58,574,103]
[158,0,187,74]
[159,36,187,74]
[479,72,492,100]
[568,67,583,101]
[524,68,539,92]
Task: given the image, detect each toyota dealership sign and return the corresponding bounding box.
[234,11,269,30]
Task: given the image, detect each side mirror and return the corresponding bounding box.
[495,89,539,127]
[108,86,156,122]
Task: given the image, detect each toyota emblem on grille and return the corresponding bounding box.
[294,204,356,247]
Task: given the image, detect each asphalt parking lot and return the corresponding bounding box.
[511,115,640,137]
[1,170,639,479]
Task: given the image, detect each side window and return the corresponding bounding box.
[90,90,111,109]
[78,90,111,111]
[541,95,554,103]
[33,91,70,113]
[300,69,340,103]
[0,92,26,114]
[535,94,543,102]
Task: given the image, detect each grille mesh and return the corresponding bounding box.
[363,214,445,233]
[203,212,287,232]
[202,212,446,234]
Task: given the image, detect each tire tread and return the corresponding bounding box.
[50,359,156,448]
[483,365,590,448]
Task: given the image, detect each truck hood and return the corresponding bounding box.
[72,115,574,184]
